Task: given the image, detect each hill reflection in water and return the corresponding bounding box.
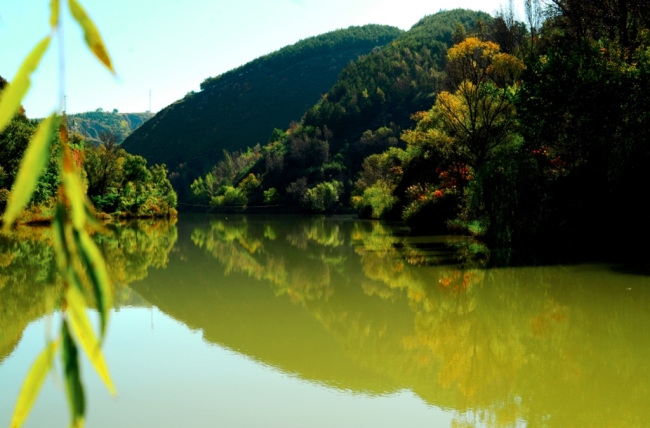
[2,215,649,427]
[133,215,650,428]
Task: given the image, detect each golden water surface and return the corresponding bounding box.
[1,215,649,427]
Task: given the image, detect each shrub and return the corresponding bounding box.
[238,173,261,194]
[263,188,280,204]
[212,185,247,206]
[352,180,397,218]
[302,180,342,212]
[91,191,120,213]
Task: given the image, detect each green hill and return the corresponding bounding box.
[121,25,403,196]
[67,110,154,144]
[302,9,492,150]
[189,9,491,210]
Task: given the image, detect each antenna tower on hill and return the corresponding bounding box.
[148,90,152,113]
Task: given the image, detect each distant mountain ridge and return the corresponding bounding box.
[67,110,154,144]
[121,25,404,192]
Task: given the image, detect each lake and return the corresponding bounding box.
[1,215,649,427]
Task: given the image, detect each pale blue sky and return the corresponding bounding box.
[0,0,508,118]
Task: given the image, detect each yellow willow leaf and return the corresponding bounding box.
[75,229,113,339]
[0,36,51,133]
[61,321,85,427]
[2,114,56,231]
[61,145,86,230]
[67,0,115,74]
[66,286,117,396]
[50,0,60,28]
[9,341,59,428]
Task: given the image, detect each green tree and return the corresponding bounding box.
[84,131,123,200]
[122,154,150,212]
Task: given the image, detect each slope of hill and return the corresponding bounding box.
[67,110,154,144]
[302,9,492,150]
[189,9,491,209]
[121,25,403,192]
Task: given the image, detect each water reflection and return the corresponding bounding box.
[0,226,59,363]
[0,219,178,362]
[181,216,650,427]
[3,215,650,427]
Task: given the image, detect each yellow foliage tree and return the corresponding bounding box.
[401,37,525,196]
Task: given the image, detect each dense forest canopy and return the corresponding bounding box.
[121,25,404,201]
[189,2,650,248]
[190,9,491,212]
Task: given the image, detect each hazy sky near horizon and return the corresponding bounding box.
[0,0,509,118]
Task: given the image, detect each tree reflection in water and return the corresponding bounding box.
[2,216,648,427]
[0,219,178,362]
[189,216,650,428]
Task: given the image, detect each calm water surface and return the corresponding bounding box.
[1,215,649,427]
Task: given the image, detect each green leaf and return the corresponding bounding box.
[2,114,57,231]
[50,0,60,28]
[9,341,59,428]
[67,0,115,74]
[61,145,87,230]
[66,286,117,396]
[61,321,85,428]
[52,202,71,271]
[74,228,113,339]
[0,36,51,133]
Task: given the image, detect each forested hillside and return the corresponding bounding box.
[302,9,491,148]
[67,110,154,144]
[122,25,403,199]
[191,1,650,248]
[190,9,489,210]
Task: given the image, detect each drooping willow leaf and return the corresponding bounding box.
[67,0,114,74]
[50,0,60,28]
[74,229,113,340]
[61,144,87,230]
[66,286,117,396]
[61,321,85,428]
[0,36,51,133]
[2,114,57,230]
[9,341,59,428]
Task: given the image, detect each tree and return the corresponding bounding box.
[84,131,124,200]
[394,37,525,234]
[433,37,524,168]
[546,0,650,49]
[122,154,150,213]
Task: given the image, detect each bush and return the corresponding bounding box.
[351,180,397,218]
[302,181,342,212]
[263,188,280,204]
[212,186,247,206]
[91,191,119,213]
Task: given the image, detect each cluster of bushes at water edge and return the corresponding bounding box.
[0,84,177,224]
